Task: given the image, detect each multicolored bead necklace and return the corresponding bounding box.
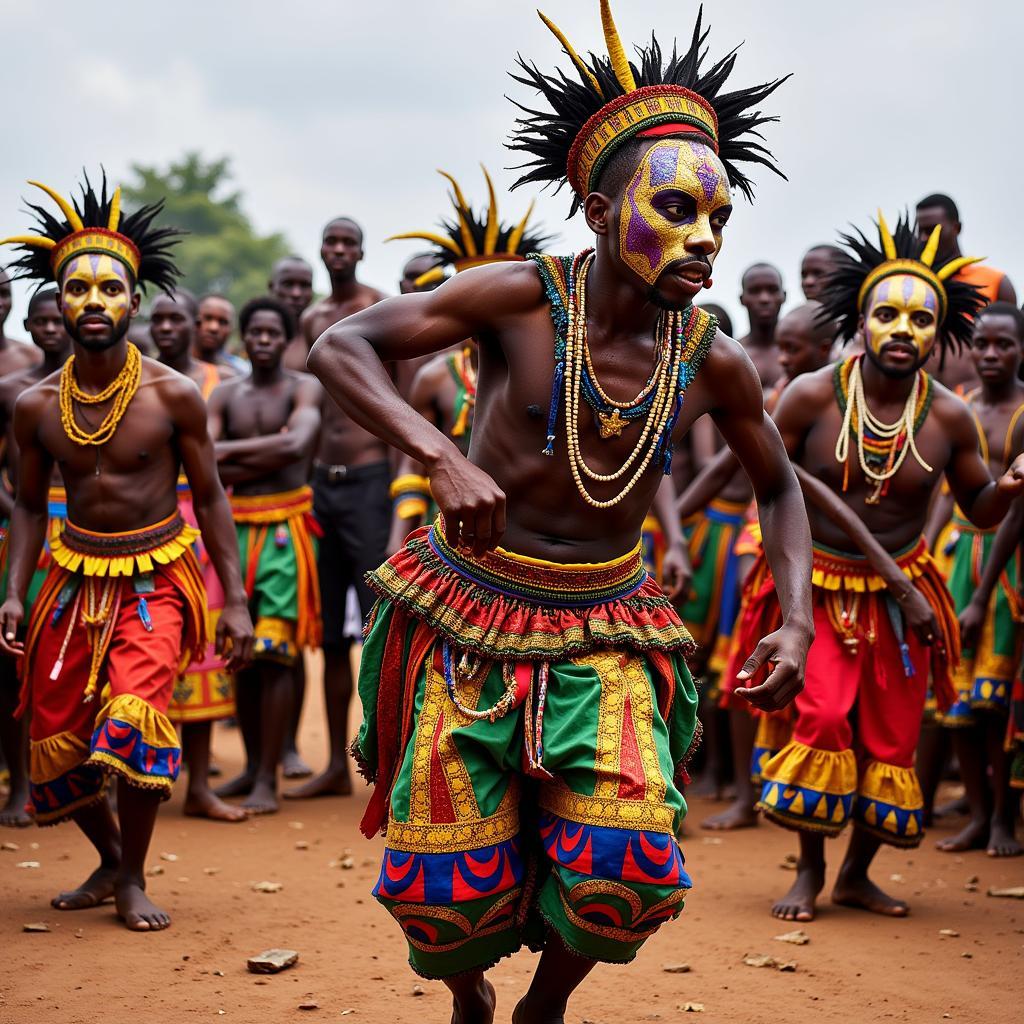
[834,355,933,504]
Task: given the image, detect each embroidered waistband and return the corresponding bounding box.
[230,486,314,524]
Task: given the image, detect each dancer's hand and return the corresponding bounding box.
[0,598,24,657]
[957,599,985,652]
[997,454,1024,496]
[661,541,693,604]
[428,449,506,557]
[217,600,255,671]
[734,622,809,711]
[897,586,941,647]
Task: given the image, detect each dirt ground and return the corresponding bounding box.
[2,656,1024,1024]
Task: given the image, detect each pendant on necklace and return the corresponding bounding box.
[597,409,628,439]
[864,481,883,505]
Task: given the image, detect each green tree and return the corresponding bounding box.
[122,152,291,313]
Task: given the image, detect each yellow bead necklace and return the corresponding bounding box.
[59,342,142,447]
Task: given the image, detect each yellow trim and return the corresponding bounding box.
[387,794,521,854]
[395,497,428,521]
[858,760,923,813]
[49,516,200,577]
[857,259,946,313]
[708,496,750,517]
[30,731,89,784]
[52,230,141,279]
[810,541,933,593]
[760,741,858,798]
[433,516,642,572]
[390,474,431,500]
[229,485,314,523]
[94,692,180,751]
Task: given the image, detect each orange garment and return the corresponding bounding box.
[956,263,1008,306]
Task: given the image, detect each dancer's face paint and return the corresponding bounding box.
[60,253,134,347]
[862,273,939,362]
[618,139,732,286]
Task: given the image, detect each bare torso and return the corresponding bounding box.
[0,339,40,378]
[303,287,389,466]
[965,384,1024,477]
[0,364,63,488]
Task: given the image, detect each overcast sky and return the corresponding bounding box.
[2,0,1021,339]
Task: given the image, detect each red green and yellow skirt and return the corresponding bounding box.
[232,486,322,664]
[732,540,958,847]
[941,512,1021,726]
[356,522,700,978]
[19,513,207,825]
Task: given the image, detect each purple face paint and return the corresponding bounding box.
[625,173,663,275]
[902,275,915,305]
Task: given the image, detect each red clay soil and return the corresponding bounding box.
[2,680,1023,1024]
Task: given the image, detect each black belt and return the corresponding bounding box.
[312,459,389,485]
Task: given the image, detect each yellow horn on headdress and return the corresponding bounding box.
[107,186,122,232]
[0,235,57,250]
[506,199,536,255]
[600,0,637,93]
[936,255,985,282]
[413,266,447,289]
[481,165,500,256]
[28,181,84,232]
[538,9,602,94]
[438,170,478,257]
[385,231,464,258]
[877,209,897,262]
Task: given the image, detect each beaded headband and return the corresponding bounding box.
[856,210,983,322]
[2,181,140,280]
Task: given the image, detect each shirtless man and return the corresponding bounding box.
[936,302,1024,857]
[269,256,315,373]
[738,263,786,389]
[308,5,810,1018]
[196,293,244,376]
[208,297,321,814]
[760,213,1024,922]
[284,216,388,801]
[0,175,252,930]
[0,288,71,827]
[150,289,247,823]
[0,268,41,376]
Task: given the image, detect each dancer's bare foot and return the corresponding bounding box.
[513,989,569,1024]
[213,771,254,799]
[282,750,313,779]
[241,779,279,815]
[702,800,758,830]
[453,979,496,1024]
[935,819,988,853]
[831,871,909,916]
[115,879,171,931]
[283,764,352,800]
[987,820,1023,857]
[771,861,824,921]
[51,865,117,910]
[183,789,248,822]
[0,793,32,827]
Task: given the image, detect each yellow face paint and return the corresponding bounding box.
[60,253,133,335]
[618,139,732,286]
[863,273,939,360]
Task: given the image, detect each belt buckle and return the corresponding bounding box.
[328,464,347,483]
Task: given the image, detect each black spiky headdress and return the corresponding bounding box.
[819,211,985,353]
[508,0,789,216]
[387,165,553,287]
[2,172,182,293]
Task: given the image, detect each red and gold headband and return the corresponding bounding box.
[1,180,141,280]
[857,210,983,323]
[541,1,720,198]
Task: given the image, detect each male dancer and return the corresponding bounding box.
[150,289,246,823]
[0,175,252,930]
[208,297,321,814]
[756,213,1024,922]
[800,245,844,302]
[269,255,315,373]
[675,302,837,830]
[310,5,811,1021]
[0,288,71,827]
[915,194,1016,393]
[196,293,244,375]
[0,268,41,375]
[737,263,786,388]
[386,165,549,550]
[937,301,1024,857]
[285,216,388,801]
